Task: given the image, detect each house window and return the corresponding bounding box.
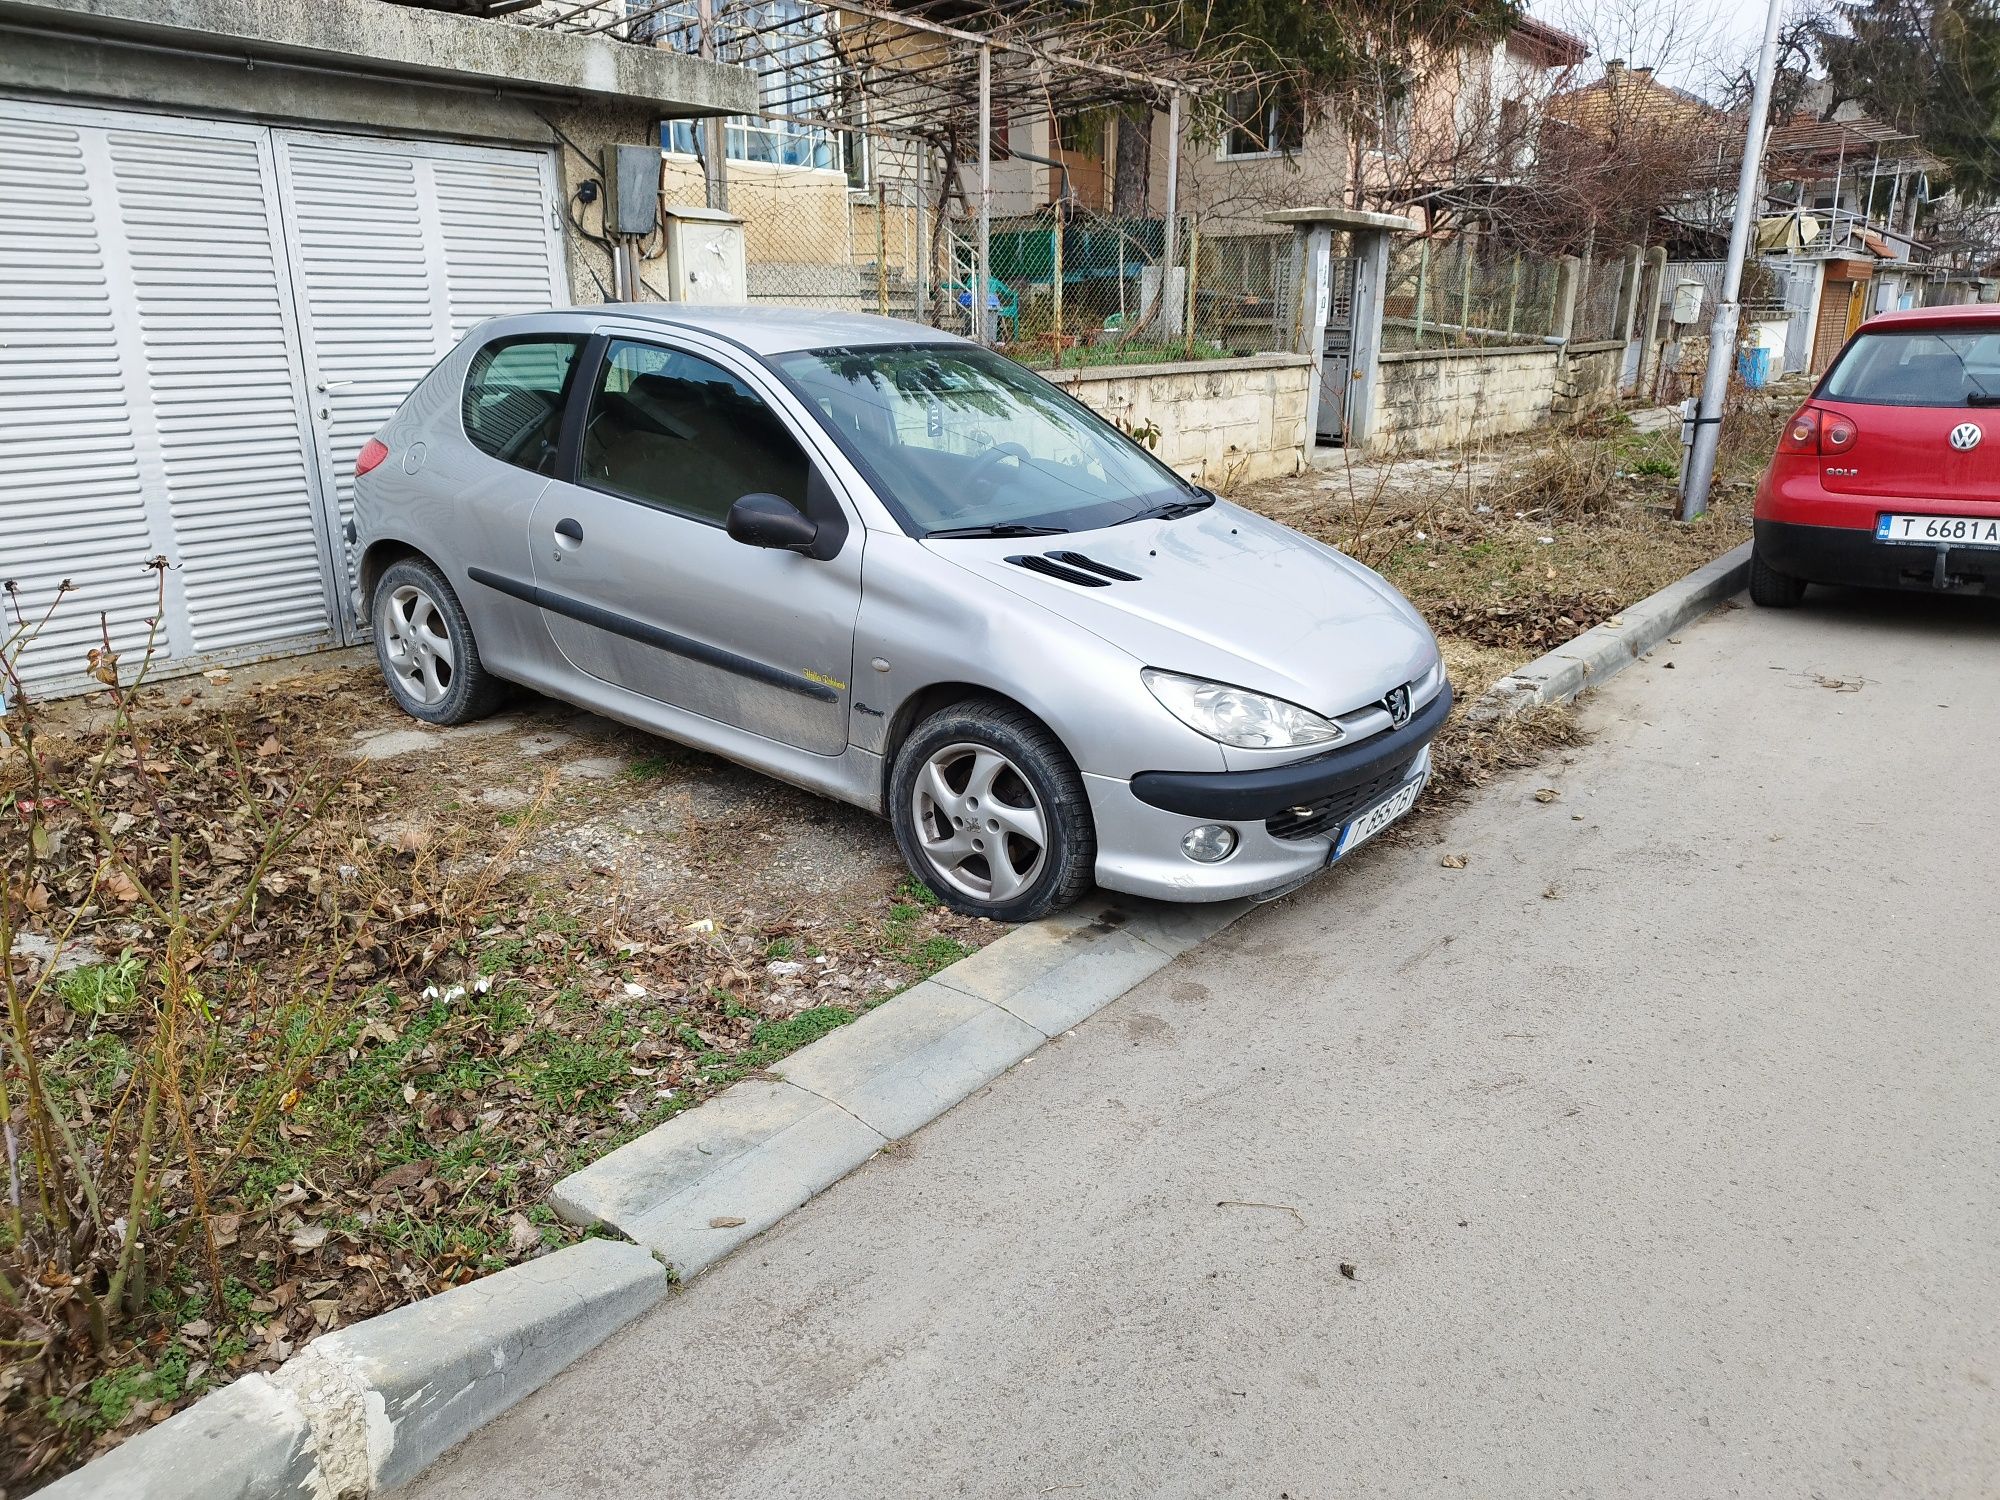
[659,0,844,171]
[1359,94,1411,156]
[1220,88,1303,159]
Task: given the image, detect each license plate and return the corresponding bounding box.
[1332,775,1425,861]
[1875,513,2000,547]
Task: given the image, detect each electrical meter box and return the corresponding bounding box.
[663,206,748,304]
[604,144,662,237]
[1671,279,1705,324]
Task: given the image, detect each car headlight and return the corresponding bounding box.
[1141,668,1344,750]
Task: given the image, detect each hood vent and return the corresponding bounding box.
[1049,550,1142,582]
[1005,551,1141,588]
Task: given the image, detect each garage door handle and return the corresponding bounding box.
[554,518,584,543]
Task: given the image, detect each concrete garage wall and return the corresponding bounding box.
[0,0,754,305]
[1043,354,1312,486]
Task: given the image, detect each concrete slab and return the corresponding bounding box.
[34,1373,315,1500]
[275,1239,667,1495]
[1107,896,1255,959]
[551,1078,886,1279]
[4,0,756,116]
[774,981,1044,1140]
[353,727,436,761]
[929,908,1176,1037]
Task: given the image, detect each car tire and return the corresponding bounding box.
[371,557,507,725]
[1748,545,1807,608]
[890,699,1096,923]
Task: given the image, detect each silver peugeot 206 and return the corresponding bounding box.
[348,305,1450,922]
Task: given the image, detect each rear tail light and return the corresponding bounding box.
[1777,406,1857,456]
[355,438,390,477]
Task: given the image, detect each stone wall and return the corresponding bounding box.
[1374,345,1563,452]
[1556,339,1627,414]
[1041,354,1313,486]
[1373,338,1633,453]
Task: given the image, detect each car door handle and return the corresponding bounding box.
[554,518,584,543]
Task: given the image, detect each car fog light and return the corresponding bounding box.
[1180,824,1238,863]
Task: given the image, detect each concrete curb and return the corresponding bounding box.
[42,541,1750,1497]
[547,895,1250,1279]
[1476,541,1751,719]
[36,1239,667,1500]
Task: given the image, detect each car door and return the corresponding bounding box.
[525,333,862,756]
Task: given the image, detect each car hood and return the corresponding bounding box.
[921,500,1440,717]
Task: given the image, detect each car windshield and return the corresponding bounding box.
[773,343,1203,536]
[1821,328,2000,407]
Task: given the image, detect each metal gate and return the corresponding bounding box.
[1317,254,1358,443]
[0,99,565,695]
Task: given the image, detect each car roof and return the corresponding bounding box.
[1862,303,2000,330]
[580,303,973,355]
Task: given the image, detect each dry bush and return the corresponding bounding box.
[1491,436,1620,520]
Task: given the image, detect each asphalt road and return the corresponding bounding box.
[406,588,2000,1500]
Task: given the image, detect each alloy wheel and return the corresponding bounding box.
[382,584,456,707]
[910,741,1049,903]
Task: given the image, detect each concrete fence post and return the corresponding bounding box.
[1615,242,1645,342]
[1636,245,1669,399]
[1554,254,1581,342]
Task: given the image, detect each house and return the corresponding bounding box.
[1173,16,1590,238]
[0,0,751,695]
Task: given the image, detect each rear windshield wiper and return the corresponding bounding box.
[924,522,1070,538]
[1968,392,2000,406]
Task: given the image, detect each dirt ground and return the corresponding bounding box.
[2,392,1786,1487]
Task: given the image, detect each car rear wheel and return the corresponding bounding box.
[890,699,1095,923]
[1749,545,1807,608]
[372,557,506,725]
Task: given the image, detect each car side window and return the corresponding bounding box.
[462,335,584,475]
[580,340,810,525]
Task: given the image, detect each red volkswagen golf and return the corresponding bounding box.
[1752,304,2000,606]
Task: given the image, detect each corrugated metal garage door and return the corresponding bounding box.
[0,101,564,695]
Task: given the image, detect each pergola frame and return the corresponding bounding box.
[494,0,1258,339]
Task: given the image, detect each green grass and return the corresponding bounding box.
[56,954,145,1017]
[81,1345,195,1433]
[623,753,681,781]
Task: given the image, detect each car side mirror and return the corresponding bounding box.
[727,493,820,554]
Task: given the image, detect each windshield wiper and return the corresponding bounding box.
[924,522,1071,539]
[1968,392,2000,406]
[1120,491,1217,523]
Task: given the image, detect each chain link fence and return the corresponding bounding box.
[1381,236,1571,351]
[656,137,1305,370]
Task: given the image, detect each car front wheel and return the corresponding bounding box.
[890,699,1095,923]
[371,556,506,725]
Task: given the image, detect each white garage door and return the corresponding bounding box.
[0,100,565,695]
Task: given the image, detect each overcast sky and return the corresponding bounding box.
[1530,0,1786,97]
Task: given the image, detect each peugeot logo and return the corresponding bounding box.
[1950,422,1983,452]
[1382,684,1412,729]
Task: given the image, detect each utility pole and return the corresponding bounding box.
[1680,0,1785,520]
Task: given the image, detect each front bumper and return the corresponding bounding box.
[1086,685,1449,903]
[1757,519,2000,596]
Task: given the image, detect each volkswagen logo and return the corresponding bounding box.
[1950,422,1983,452]
[1382,684,1412,729]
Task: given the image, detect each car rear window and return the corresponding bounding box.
[1821,328,2000,407]
[462,335,585,473]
